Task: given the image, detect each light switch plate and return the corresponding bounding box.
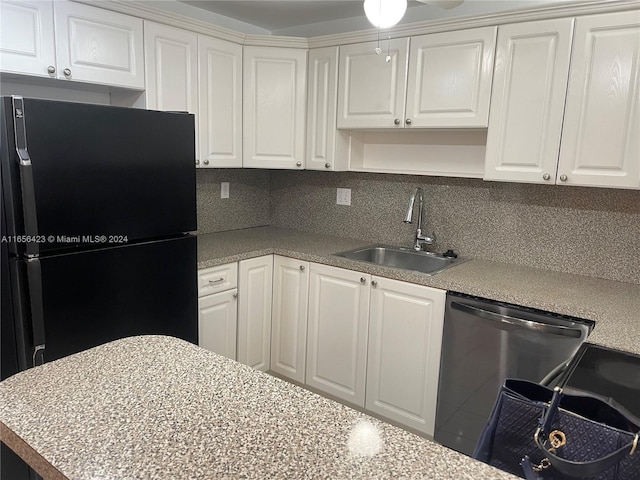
[336,188,351,206]
[221,182,230,199]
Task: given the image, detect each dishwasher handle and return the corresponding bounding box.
[450,302,583,339]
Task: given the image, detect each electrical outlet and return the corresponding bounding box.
[221,182,229,199]
[336,188,351,206]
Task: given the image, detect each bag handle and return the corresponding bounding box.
[535,428,638,478]
[535,387,639,478]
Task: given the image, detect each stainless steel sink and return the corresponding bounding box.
[334,246,462,276]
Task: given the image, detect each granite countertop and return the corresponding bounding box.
[0,336,519,480]
[198,226,640,356]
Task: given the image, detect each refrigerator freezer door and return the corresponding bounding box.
[17,235,197,363]
[1,97,196,254]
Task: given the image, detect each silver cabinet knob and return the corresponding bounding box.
[63,68,71,77]
[542,173,551,181]
[559,174,568,182]
[47,65,56,74]
[203,159,210,166]
[299,265,305,271]
[371,280,377,288]
[325,163,330,169]
[296,161,302,167]
[195,159,200,166]
[405,118,412,125]
[360,277,366,284]
[394,118,400,126]
[232,292,238,299]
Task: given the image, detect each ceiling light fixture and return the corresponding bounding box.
[363,0,408,29]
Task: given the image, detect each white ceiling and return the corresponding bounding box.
[178,0,571,35]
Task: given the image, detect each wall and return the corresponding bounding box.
[269,171,640,284]
[196,169,270,234]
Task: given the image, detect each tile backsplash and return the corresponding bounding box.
[197,169,640,284]
[269,171,640,284]
[196,169,270,234]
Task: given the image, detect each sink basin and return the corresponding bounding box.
[334,246,462,276]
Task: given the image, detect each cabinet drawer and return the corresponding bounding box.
[198,263,237,297]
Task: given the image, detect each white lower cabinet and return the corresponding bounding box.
[237,256,273,371]
[198,263,238,360]
[198,288,237,360]
[197,255,445,435]
[306,264,371,406]
[270,256,309,383]
[366,277,445,436]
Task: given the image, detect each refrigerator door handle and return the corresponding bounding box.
[26,257,45,366]
[12,96,40,257]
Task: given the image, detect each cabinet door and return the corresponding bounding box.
[306,264,370,406]
[53,1,144,89]
[306,47,350,171]
[144,22,198,112]
[198,35,242,168]
[558,11,640,189]
[337,38,409,129]
[0,0,56,78]
[270,256,309,382]
[243,46,307,169]
[198,288,237,360]
[484,19,574,184]
[238,256,273,371]
[406,27,496,128]
[366,277,445,436]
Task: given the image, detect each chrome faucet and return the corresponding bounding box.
[404,187,435,251]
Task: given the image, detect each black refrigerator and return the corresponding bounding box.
[1,97,198,479]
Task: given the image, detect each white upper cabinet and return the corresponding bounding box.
[0,0,56,78]
[558,11,640,189]
[406,27,496,128]
[306,264,370,407]
[484,18,574,184]
[243,46,307,169]
[144,22,197,113]
[337,38,409,129]
[306,47,350,171]
[337,28,495,129]
[198,35,242,168]
[0,0,143,89]
[54,1,144,89]
[366,277,445,436]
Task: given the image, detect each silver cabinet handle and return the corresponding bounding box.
[394,118,400,125]
[559,174,568,182]
[371,280,377,288]
[542,173,551,181]
[405,118,412,125]
[296,161,302,167]
[203,159,210,166]
[325,163,330,169]
[63,68,71,77]
[208,277,225,286]
[47,65,56,74]
[450,302,583,338]
[299,265,305,271]
[360,277,366,284]
[232,293,238,299]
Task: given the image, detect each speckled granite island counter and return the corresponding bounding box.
[0,336,518,480]
[198,227,640,356]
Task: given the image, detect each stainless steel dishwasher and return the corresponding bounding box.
[434,292,594,456]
